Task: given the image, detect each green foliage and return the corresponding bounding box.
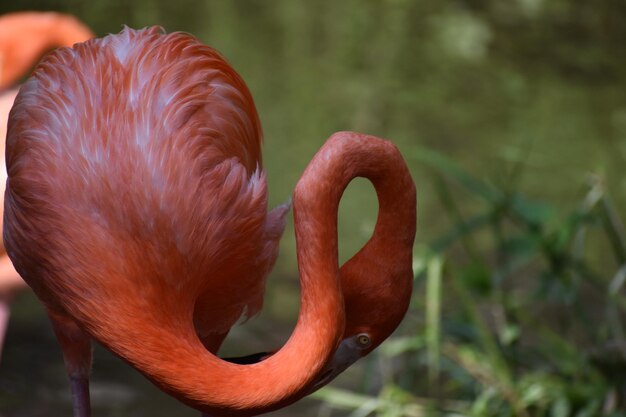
[315,148,626,416]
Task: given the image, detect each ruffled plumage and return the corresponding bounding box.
[4,26,283,345]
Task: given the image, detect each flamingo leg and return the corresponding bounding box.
[69,374,91,417]
[0,255,27,362]
[0,300,10,361]
[48,310,93,417]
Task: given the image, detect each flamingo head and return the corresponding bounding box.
[306,246,414,393]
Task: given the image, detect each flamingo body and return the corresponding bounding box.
[6,26,285,356]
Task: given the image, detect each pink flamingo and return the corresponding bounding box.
[4,26,415,416]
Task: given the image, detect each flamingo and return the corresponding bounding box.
[0,11,94,360]
[4,26,416,416]
[0,11,94,90]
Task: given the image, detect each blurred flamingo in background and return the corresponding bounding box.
[0,11,94,90]
[4,26,415,417]
[0,11,94,361]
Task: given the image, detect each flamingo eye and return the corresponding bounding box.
[356,333,371,348]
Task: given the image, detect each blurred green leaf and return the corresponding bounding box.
[510,194,555,227]
[431,212,492,253]
[609,264,626,297]
[498,324,520,346]
[411,146,503,205]
[459,260,491,295]
[426,257,443,388]
[550,397,571,417]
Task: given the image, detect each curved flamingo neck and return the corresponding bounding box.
[299,131,416,334]
[296,131,415,255]
[88,132,410,415]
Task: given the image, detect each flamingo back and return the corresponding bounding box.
[4,27,282,342]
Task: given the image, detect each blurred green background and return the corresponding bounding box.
[1,1,625,416]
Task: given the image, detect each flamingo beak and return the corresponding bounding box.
[306,338,363,394]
